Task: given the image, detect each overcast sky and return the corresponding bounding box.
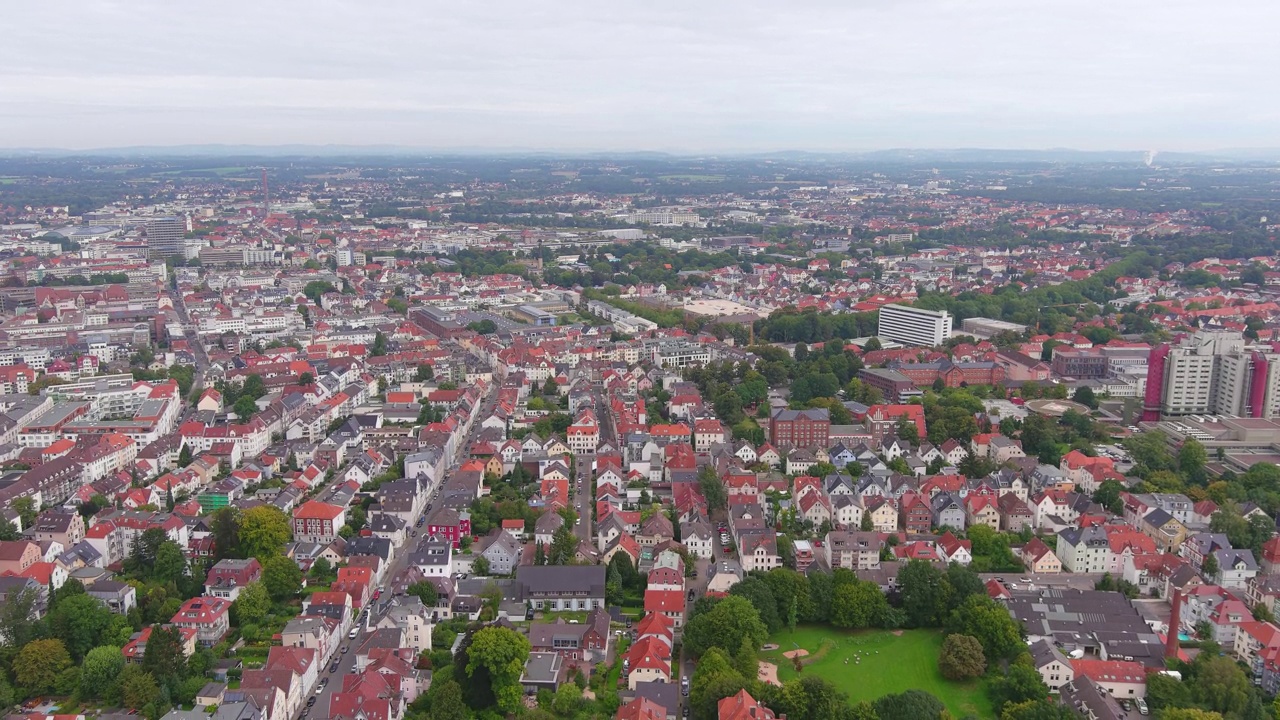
[1,0,1276,152]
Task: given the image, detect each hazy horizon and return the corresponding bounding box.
[3,1,1277,153]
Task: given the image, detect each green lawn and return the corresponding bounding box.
[760,627,991,718]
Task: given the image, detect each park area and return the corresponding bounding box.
[758,626,992,718]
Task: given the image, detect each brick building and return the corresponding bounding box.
[889,358,1006,388]
[769,408,830,450]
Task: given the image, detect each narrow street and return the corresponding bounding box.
[166,283,210,396]
[308,379,499,720]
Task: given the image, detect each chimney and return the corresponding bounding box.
[1165,587,1182,660]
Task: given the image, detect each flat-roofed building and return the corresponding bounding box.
[877,303,952,347]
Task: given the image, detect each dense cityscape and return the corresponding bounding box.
[1,151,1280,720]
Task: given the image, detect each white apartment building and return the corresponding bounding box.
[877,303,952,347]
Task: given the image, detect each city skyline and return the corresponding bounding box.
[3,0,1277,152]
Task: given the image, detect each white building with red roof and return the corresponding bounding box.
[170,596,232,645]
[293,501,346,544]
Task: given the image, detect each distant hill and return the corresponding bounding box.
[2,144,1279,164]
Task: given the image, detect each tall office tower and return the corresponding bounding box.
[145,216,186,259]
[877,303,952,347]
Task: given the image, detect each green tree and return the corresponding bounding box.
[1179,437,1209,484]
[47,592,117,660]
[153,540,187,584]
[210,506,241,560]
[238,506,292,559]
[547,525,578,565]
[689,647,748,720]
[1202,553,1219,578]
[371,331,388,356]
[732,634,759,683]
[729,576,783,634]
[472,556,490,575]
[303,280,336,303]
[177,443,193,467]
[894,417,920,446]
[407,581,439,608]
[1092,479,1125,515]
[12,496,37,530]
[988,656,1049,714]
[80,645,125,699]
[0,586,40,648]
[310,557,333,579]
[14,638,72,694]
[233,395,258,418]
[1000,699,1078,720]
[698,465,728,512]
[428,679,468,720]
[938,633,986,680]
[1071,386,1097,409]
[830,580,893,629]
[261,553,303,600]
[119,665,161,710]
[466,626,531,715]
[1193,655,1251,716]
[233,581,272,625]
[141,624,187,689]
[683,595,769,658]
[948,594,1024,661]
[898,560,949,627]
[551,682,582,716]
[873,689,946,720]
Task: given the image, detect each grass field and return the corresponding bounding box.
[760,626,992,718]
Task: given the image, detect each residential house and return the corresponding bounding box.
[825,531,881,571]
[1019,538,1062,574]
[718,690,779,720]
[171,596,232,646]
[1058,526,1110,574]
[1029,639,1074,693]
[205,558,263,601]
[292,501,346,545]
[477,531,522,576]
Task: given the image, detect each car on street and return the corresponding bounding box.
[307,697,316,707]
[329,662,339,673]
